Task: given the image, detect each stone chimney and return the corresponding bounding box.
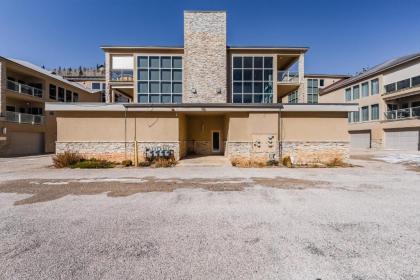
[183,11,227,103]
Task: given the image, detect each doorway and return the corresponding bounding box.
[211,130,221,153]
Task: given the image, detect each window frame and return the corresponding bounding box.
[49,84,57,100]
[361,106,369,121]
[371,104,379,120]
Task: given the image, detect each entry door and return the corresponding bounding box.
[212,131,221,152]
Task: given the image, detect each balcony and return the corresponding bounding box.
[5,111,44,125]
[110,69,133,82]
[7,80,43,98]
[384,106,420,120]
[277,71,299,83]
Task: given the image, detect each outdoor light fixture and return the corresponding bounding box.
[191,88,197,94]
[216,88,222,94]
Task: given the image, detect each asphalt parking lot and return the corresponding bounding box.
[0,153,419,279]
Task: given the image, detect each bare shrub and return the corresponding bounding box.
[282,156,293,168]
[52,152,83,168]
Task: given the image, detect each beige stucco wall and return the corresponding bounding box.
[281,112,349,142]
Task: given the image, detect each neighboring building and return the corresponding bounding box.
[0,57,101,156]
[282,74,351,104]
[46,11,357,165]
[321,53,420,151]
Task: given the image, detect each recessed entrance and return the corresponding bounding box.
[212,131,221,153]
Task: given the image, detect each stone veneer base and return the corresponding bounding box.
[56,142,180,162]
[280,141,349,165]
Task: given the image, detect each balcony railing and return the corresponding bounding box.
[384,106,420,120]
[277,71,299,83]
[110,69,133,81]
[7,80,43,98]
[5,111,44,125]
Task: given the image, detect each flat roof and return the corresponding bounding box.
[46,103,358,113]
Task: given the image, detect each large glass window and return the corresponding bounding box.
[232,56,273,103]
[288,90,298,103]
[92,83,101,90]
[307,79,319,103]
[65,90,72,102]
[353,110,360,122]
[371,104,379,120]
[137,56,182,103]
[361,106,369,121]
[361,82,369,97]
[49,84,57,100]
[371,79,379,95]
[345,88,352,101]
[352,85,360,100]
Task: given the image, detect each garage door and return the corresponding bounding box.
[7,132,44,156]
[350,132,371,149]
[385,130,419,151]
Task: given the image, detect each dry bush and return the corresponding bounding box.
[121,160,133,167]
[52,152,83,168]
[153,157,177,168]
[282,156,293,168]
[138,161,152,167]
[326,157,351,167]
[71,158,114,169]
[231,157,274,168]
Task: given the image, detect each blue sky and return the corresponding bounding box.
[1,0,419,75]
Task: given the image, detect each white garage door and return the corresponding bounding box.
[350,132,371,149]
[385,130,419,151]
[8,132,44,156]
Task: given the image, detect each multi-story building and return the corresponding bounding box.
[0,57,101,156]
[46,11,357,165]
[321,53,420,151]
[282,74,350,104]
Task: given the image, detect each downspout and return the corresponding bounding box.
[279,104,283,160]
[134,112,138,167]
[124,106,127,161]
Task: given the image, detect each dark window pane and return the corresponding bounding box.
[138,82,148,93]
[66,90,72,102]
[49,84,57,100]
[138,69,148,81]
[254,69,263,80]
[243,94,252,103]
[172,57,182,68]
[254,57,263,68]
[412,76,420,87]
[172,82,182,93]
[161,82,171,93]
[385,83,396,93]
[233,57,242,68]
[161,95,171,103]
[397,78,410,90]
[92,83,101,90]
[150,69,159,80]
[254,82,263,93]
[161,69,171,81]
[150,95,160,103]
[264,70,273,81]
[139,95,148,103]
[161,56,171,68]
[244,57,253,68]
[233,94,242,103]
[254,94,263,103]
[233,82,242,93]
[244,70,252,81]
[320,79,325,87]
[172,95,182,103]
[138,56,148,68]
[263,94,273,103]
[172,69,182,81]
[243,82,252,93]
[150,57,159,68]
[233,69,242,81]
[264,82,273,93]
[150,82,160,93]
[264,57,273,68]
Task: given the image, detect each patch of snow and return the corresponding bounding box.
[43,182,70,185]
[374,154,420,166]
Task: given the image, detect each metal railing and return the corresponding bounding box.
[6,80,43,98]
[384,106,420,120]
[277,71,299,83]
[110,69,133,81]
[5,111,44,125]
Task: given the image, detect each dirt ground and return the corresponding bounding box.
[0,153,419,279]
